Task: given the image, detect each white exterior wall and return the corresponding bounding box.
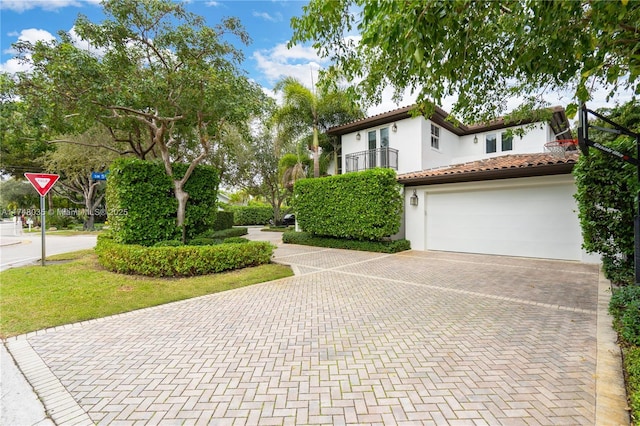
[340,120,555,174]
[340,117,424,174]
[404,175,600,263]
[452,124,551,164]
[393,118,423,173]
[421,119,456,171]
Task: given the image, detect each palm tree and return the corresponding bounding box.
[273,77,363,178]
[279,141,312,191]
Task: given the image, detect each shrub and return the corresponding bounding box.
[622,300,640,346]
[153,240,183,247]
[574,102,640,285]
[213,211,234,231]
[293,168,402,241]
[609,284,640,422]
[282,231,410,253]
[610,285,640,319]
[95,236,274,277]
[188,238,223,246]
[223,237,249,244]
[227,205,274,226]
[623,346,640,423]
[199,227,248,239]
[106,158,219,246]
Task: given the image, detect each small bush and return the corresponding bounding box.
[282,231,410,253]
[153,240,183,247]
[199,227,248,239]
[95,236,274,277]
[622,301,640,346]
[223,237,249,244]
[624,346,640,423]
[188,238,223,246]
[609,284,640,422]
[610,285,640,319]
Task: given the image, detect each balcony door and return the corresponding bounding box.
[368,131,377,168]
[380,127,389,168]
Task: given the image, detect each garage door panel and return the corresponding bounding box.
[425,184,582,260]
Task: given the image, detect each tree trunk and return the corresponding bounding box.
[313,126,320,178]
[174,180,189,243]
[84,212,95,231]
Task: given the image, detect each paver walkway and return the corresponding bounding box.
[6,228,628,425]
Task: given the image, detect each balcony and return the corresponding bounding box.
[345,147,399,173]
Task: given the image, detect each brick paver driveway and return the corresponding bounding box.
[6,229,626,425]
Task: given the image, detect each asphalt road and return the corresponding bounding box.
[0,222,97,271]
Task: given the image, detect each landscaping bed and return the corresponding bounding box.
[282,231,410,253]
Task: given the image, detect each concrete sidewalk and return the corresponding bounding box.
[2,228,629,425]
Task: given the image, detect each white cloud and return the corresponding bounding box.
[253,42,327,90]
[0,57,32,74]
[252,11,282,23]
[2,28,56,54]
[1,28,57,73]
[0,0,100,12]
[0,26,109,74]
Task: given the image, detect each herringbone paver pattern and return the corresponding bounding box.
[17,229,607,425]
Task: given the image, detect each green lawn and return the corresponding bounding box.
[0,251,293,338]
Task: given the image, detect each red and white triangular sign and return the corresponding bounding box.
[24,173,60,197]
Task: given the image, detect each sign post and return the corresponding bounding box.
[24,173,60,266]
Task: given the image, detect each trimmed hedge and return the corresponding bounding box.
[227,205,274,226]
[198,227,248,239]
[213,211,234,231]
[96,235,274,277]
[106,158,219,246]
[293,168,402,241]
[282,231,410,253]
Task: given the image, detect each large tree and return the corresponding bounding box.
[41,128,118,230]
[239,127,289,226]
[273,77,363,178]
[0,75,53,176]
[290,0,639,122]
[10,0,265,241]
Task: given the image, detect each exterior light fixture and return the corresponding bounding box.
[410,189,419,206]
[356,132,361,140]
[392,123,398,132]
[473,135,478,144]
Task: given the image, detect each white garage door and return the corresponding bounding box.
[425,182,583,260]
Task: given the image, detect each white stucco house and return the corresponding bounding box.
[327,105,599,263]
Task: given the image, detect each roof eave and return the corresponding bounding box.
[398,162,575,186]
[328,105,570,138]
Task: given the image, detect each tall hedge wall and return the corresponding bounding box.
[106,158,219,245]
[294,168,403,241]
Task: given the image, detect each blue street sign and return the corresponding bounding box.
[91,171,109,181]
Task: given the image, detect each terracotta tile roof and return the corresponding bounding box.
[397,152,579,185]
[328,104,570,138]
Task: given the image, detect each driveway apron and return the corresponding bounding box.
[6,228,627,425]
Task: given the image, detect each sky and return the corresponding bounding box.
[0,0,634,118]
[0,1,367,103]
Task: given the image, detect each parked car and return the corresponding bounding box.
[282,214,295,226]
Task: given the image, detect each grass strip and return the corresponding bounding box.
[0,252,293,338]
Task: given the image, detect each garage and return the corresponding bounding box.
[424,179,582,260]
[399,153,599,262]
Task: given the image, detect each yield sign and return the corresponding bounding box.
[24,173,60,196]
